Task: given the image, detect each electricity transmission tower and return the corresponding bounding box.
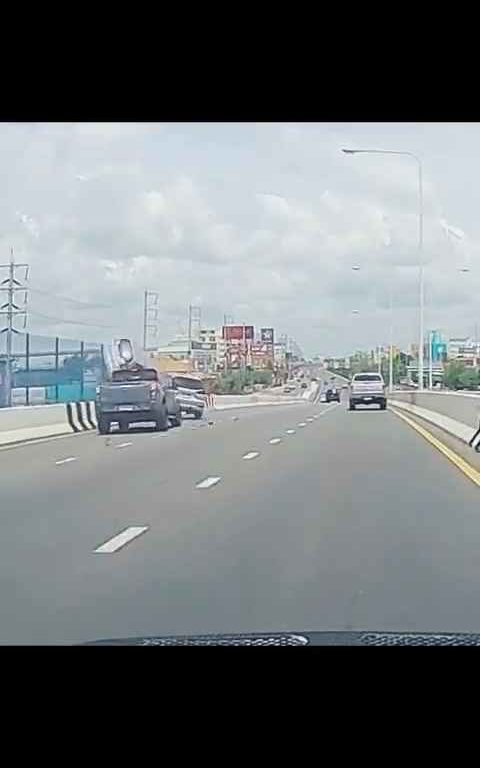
[143,290,160,351]
[0,249,29,407]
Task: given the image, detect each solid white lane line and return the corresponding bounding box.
[116,441,133,449]
[269,438,282,445]
[243,451,260,460]
[196,476,222,489]
[94,526,149,554]
[286,429,296,435]
[55,456,77,465]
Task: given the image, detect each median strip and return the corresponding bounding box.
[94,525,149,554]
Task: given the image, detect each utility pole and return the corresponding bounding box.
[187,305,201,370]
[188,305,201,346]
[428,330,434,390]
[0,249,29,407]
[142,290,159,351]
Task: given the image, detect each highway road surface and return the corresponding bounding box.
[1,396,480,644]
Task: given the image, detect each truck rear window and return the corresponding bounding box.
[353,374,382,382]
[112,368,158,382]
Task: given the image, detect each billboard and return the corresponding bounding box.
[223,325,254,341]
[260,327,274,344]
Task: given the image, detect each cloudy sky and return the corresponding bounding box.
[1,121,479,357]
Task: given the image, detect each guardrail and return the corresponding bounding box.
[390,391,480,451]
[391,391,479,430]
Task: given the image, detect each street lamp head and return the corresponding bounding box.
[351,265,361,271]
[459,267,470,273]
[341,148,357,154]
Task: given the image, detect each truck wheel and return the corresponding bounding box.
[349,401,356,411]
[98,416,110,435]
[171,410,182,427]
[380,401,387,410]
[155,406,169,432]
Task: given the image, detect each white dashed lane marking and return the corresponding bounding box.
[306,418,314,422]
[243,451,260,460]
[55,457,77,465]
[196,476,222,489]
[286,429,296,435]
[269,438,282,445]
[94,525,149,554]
[298,422,307,428]
[115,442,133,449]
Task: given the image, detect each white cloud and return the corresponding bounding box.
[0,122,479,356]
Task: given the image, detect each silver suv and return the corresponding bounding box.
[349,372,386,411]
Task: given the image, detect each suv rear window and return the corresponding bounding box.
[353,374,382,382]
[173,376,205,393]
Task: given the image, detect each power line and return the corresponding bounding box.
[28,287,113,309]
[28,310,113,329]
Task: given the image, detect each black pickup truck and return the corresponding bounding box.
[95,366,181,434]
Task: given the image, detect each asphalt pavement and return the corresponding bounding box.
[1,397,479,644]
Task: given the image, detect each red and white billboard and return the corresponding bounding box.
[222,325,254,342]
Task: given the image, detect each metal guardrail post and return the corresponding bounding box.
[55,337,59,403]
[25,332,30,406]
[80,341,85,400]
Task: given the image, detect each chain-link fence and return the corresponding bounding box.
[0,332,105,406]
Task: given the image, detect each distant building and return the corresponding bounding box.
[448,337,480,367]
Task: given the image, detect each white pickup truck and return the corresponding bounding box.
[349,372,387,411]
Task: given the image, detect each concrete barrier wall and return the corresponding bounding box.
[0,401,98,447]
[212,392,302,409]
[0,404,68,431]
[392,391,480,430]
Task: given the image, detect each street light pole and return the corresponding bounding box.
[428,329,433,390]
[342,147,425,390]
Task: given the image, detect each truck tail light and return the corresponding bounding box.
[150,383,157,399]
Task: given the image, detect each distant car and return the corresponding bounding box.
[283,385,294,393]
[170,375,206,419]
[349,372,386,411]
[325,386,340,403]
[300,382,308,389]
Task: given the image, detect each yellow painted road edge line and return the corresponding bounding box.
[391,407,480,489]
